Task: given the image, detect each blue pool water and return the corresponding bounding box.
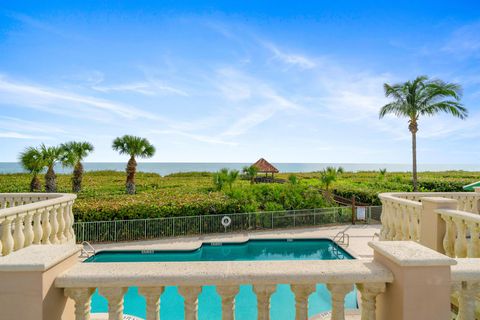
[88,239,357,319]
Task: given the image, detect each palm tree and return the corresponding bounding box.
[60,141,94,193]
[112,135,156,194]
[379,76,467,191]
[19,147,45,192]
[320,166,343,199]
[40,144,62,192]
[242,165,258,184]
[226,169,239,191]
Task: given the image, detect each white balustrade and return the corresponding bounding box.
[379,194,422,241]
[0,193,76,256]
[56,260,393,320]
[438,209,480,258]
[451,258,480,320]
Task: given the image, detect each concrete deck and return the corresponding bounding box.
[92,224,381,259]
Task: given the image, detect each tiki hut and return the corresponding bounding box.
[252,158,279,179]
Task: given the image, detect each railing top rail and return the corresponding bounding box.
[378,193,423,208]
[381,192,480,199]
[55,259,393,288]
[0,193,77,219]
[435,208,480,222]
[451,258,480,282]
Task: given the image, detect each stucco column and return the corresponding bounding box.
[371,241,456,320]
[420,197,457,253]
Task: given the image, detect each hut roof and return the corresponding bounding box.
[252,158,279,173]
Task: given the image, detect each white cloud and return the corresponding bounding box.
[442,21,480,58]
[0,131,50,139]
[264,42,317,69]
[0,75,161,121]
[92,81,189,97]
[151,129,237,146]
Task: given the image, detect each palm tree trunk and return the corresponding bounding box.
[45,166,56,192]
[72,162,84,193]
[410,120,419,192]
[126,156,137,194]
[30,174,41,192]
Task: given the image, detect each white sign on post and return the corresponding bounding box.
[356,206,366,220]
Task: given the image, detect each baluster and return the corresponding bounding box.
[401,206,409,240]
[139,287,164,320]
[1,218,14,255]
[64,288,95,320]
[442,215,455,257]
[41,207,52,244]
[64,203,72,241]
[291,284,316,320]
[394,204,403,240]
[356,283,385,320]
[50,206,59,244]
[98,287,127,320]
[69,201,76,241]
[0,219,3,255]
[57,204,66,243]
[253,284,277,320]
[23,211,34,247]
[217,286,239,320]
[466,222,480,258]
[413,207,421,241]
[13,214,25,251]
[178,286,202,320]
[386,203,396,240]
[379,201,388,240]
[456,281,480,320]
[327,284,352,320]
[33,210,43,244]
[453,217,467,258]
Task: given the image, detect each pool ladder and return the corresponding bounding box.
[332,231,350,247]
[80,241,96,258]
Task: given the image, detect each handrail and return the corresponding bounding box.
[0,193,77,256]
[56,259,393,287]
[0,193,76,218]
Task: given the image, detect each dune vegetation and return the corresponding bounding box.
[0,169,476,222]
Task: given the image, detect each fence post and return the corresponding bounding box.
[293,210,296,228]
[200,215,203,235]
[173,219,175,237]
[82,223,85,243]
[114,220,117,242]
[271,212,274,229]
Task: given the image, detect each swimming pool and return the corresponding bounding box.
[88,239,357,319]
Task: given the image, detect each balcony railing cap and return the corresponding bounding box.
[369,241,456,267]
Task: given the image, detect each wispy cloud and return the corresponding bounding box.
[92,80,189,97]
[264,42,317,69]
[442,21,480,58]
[0,75,161,121]
[0,131,50,139]
[151,129,237,146]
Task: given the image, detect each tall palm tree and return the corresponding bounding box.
[19,147,45,192]
[112,135,155,194]
[40,144,62,192]
[60,141,94,193]
[379,76,467,191]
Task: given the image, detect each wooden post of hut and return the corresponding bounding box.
[251,158,279,183]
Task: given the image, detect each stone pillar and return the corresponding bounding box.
[139,287,164,320]
[178,286,202,320]
[420,197,457,253]
[291,284,316,320]
[216,285,239,320]
[0,244,80,320]
[371,241,455,320]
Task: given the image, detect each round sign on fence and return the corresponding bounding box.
[221,216,232,227]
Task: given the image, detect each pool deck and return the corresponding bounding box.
[92,224,381,260]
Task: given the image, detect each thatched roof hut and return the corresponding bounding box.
[252,158,279,176]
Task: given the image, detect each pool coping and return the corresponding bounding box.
[85,238,355,262]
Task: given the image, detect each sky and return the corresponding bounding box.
[0,1,479,163]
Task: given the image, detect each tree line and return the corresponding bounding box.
[19,135,155,195]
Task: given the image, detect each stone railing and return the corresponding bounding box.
[0,193,76,256]
[392,191,480,214]
[451,258,480,320]
[438,209,480,258]
[379,192,480,259]
[378,193,422,241]
[55,259,393,320]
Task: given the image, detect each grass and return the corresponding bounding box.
[0,170,477,221]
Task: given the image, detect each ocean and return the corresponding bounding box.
[1,162,479,176]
